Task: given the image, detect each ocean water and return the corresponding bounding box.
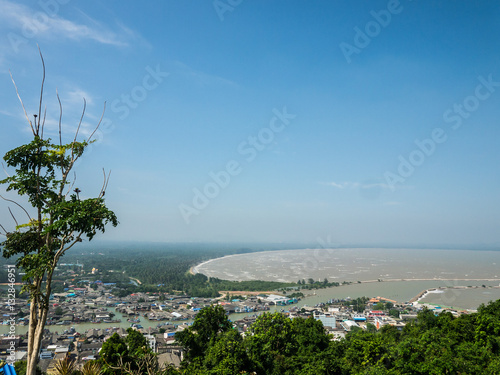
[193,248,500,309]
[194,248,500,283]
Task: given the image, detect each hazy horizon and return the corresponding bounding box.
[70,239,500,253]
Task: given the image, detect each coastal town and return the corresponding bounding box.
[0,270,474,373]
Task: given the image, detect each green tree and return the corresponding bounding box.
[389,308,400,318]
[245,313,330,374]
[54,357,77,375]
[366,322,377,333]
[126,327,149,355]
[374,302,385,311]
[99,329,157,375]
[0,52,117,375]
[99,333,129,374]
[203,329,251,374]
[176,305,233,365]
[80,361,102,375]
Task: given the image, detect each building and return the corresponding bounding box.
[315,314,336,328]
[341,320,359,331]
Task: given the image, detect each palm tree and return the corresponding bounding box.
[54,357,77,375]
[81,361,103,375]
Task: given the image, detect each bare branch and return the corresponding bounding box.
[65,172,77,198]
[56,89,62,147]
[0,194,32,221]
[97,169,112,198]
[0,223,8,235]
[104,170,112,195]
[100,169,107,197]
[9,70,34,135]
[1,163,10,178]
[52,233,73,268]
[87,101,106,143]
[73,98,86,145]
[104,169,111,194]
[40,107,47,139]
[37,45,45,136]
[53,231,85,266]
[8,207,19,227]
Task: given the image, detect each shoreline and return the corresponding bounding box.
[189,248,500,283]
[411,284,500,309]
[190,253,244,275]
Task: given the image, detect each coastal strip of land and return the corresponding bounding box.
[190,254,242,275]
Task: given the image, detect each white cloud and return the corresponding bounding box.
[0,108,15,117]
[173,60,239,88]
[384,201,401,206]
[324,181,358,189]
[63,88,94,106]
[0,0,140,48]
[323,181,395,190]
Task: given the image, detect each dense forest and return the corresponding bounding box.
[57,242,301,297]
[97,300,500,374]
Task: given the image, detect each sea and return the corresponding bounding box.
[193,248,500,310]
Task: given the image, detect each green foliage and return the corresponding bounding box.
[80,361,102,375]
[14,360,42,375]
[366,322,377,333]
[165,299,500,375]
[374,302,385,311]
[126,327,149,355]
[176,305,233,363]
[388,308,400,318]
[98,333,129,374]
[98,328,155,374]
[1,136,117,300]
[203,329,250,374]
[54,357,77,375]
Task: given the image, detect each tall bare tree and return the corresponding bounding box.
[0,50,118,375]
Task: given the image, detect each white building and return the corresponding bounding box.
[341,320,359,331]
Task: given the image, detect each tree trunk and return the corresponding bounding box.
[26,283,50,375]
[26,299,38,375]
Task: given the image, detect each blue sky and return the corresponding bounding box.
[0,0,499,247]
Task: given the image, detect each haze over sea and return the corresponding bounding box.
[194,248,500,283]
[193,248,500,309]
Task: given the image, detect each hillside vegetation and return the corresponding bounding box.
[165,300,500,374]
